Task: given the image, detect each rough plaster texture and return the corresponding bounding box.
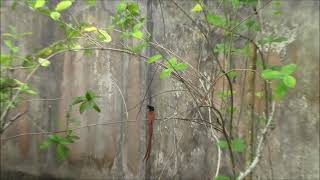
[0,0,319,179]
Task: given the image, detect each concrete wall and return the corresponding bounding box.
[1,0,319,179]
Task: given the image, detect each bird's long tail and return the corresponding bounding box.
[144,109,154,161]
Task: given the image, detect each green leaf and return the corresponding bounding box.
[39,139,52,149]
[72,96,86,105]
[245,19,261,32]
[261,69,283,80]
[231,138,245,152]
[4,40,18,53]
[133,23,144,32]
[50,11,61,20]
[280,64,297,75]
[98,29,112,42]
[160,68,173,79]
[232,0,240,9]
[146,54,162,64]
[55,0,72,12]
[191,3,202,12]
[56,144,70,160]
[227,71,238,78]
[174,63,188,71]
[48,134,62,142]
[85,90,96,101]
[207,14,227,27]
[273,81,288,99]
[93,103,101,113]
[83,26,97,32]
[34,0,46,9]
[282,75,296,88]
[255,91,264,97]
[79,102,89,114]
[0,54,12,67]
[130,42,147,53]
[132,30,143,39]
[38,58,51,67]
[14,80,37,95]
[116,2,127,12]
[166,57,177,68]
[217,140,228,149]
[127,2,139,15]
[79,101,96,114]
[213,43,225,54]
[214,175,230,180]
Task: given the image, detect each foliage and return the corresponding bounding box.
[0,0,298,179]
[40,130,80,160]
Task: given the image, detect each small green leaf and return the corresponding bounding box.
[133,23,144,32]
[160,68,173,79]
[50,11,61,20]
[116,2,127,12]
[56,144,70,160]
[130,42,147,53]
[217,140,228,149]
[85,90,96,101]
[98,29,112,42]
[227,71,238,78]
[191,3,202,12]
[273,81,288,99]
[280,64,297,75]
[166,57,177,68]
[72,96,86,105]
[34,0,46,9]
[213,43,225,53]
[55,0,72,12]
[4,40,18,53]
[38,58,51,67]
[174,63,188,71]
[127,2,139,14]
[261,69,283,80]
[255,91,264,97]
[214,175,230,180]
[245,19,261,32]
[0,54,12,67]
[93,103,101,113]
[132,30,143,39]
[231,138,245,152]
[79,102,89,114]
[146,54,162,64]
[282,75,296,88]
[231,0,240,9]
[39,139,52,149]
[207,14,227,27]
[83,26,97,32]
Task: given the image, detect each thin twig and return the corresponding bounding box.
[237,102,276,180]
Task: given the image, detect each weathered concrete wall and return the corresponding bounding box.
[1,0,319,179]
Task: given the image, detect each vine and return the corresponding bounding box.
[0,0,297,180]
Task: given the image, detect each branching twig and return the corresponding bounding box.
[237,102,276,180]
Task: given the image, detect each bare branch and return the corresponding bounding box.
[237,102,276,180]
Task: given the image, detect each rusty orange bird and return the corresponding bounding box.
[144,105,155,162]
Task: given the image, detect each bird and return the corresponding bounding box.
[144,105,155,162]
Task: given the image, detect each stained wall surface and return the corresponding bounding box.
[0,0,319,179]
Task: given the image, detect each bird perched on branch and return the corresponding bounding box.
[144,105,155,162]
